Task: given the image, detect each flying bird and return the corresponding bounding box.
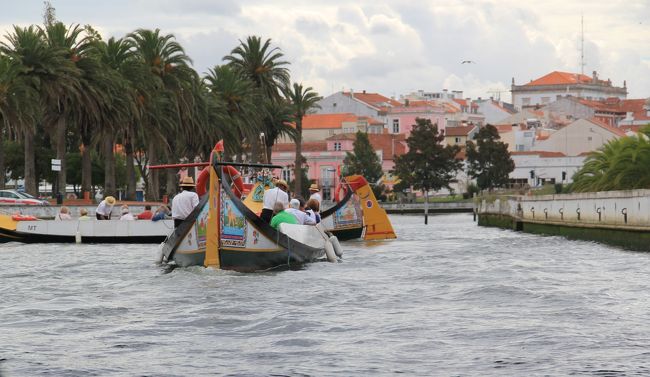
[461,60,476,64]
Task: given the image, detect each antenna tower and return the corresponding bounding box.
[580,14,585,75]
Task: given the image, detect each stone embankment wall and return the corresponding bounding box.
[477,189,650,251]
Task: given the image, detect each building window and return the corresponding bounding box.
[333,102,337,108]
[455,137,461,143]
[556,95,562,100]
[334,142,341,151]
[281,168,291,182]
[392,119,399,133]
[522,98,531,106]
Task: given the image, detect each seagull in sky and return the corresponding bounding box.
[461,60,476,64]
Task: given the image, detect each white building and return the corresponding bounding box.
[510,152,586,186]
[534,118,626,156]
[511,71,627,111]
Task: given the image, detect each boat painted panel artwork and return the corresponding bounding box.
[220,190,247,248]
[196,204,209,249]
[334,194,363,229]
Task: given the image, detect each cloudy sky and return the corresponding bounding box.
[2,0,649,101]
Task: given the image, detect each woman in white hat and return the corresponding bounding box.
[95,196,116,220]
[308,183,322,206]
[171,176,200,228]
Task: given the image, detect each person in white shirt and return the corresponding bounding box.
[308,183,322,206]
[119,204,135,220]
[171,176,200,227]
[285,198,316,225]
[261,179,289,223]
[95,196,116,220]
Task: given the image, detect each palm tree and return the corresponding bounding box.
[0,54,40,189]
[41,22,87,197]
[91,36,144,199]
[224,36,290,161]
[203,65,261,159]
[261,98,296,163]
[1,25,74,195]
[224,36,290,101]
[127,28,196,200]
[283,83,321,196]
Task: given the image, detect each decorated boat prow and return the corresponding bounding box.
[158,145,331,272]
[321,175,396,241]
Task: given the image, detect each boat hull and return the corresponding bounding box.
[0,216,174,244]
[164,163,326,272]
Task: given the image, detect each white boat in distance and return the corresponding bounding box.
[0,215,174,243]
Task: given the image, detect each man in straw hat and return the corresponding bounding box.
[171,176,200,228]
[261,179,289,223]
[308,183,322,206]
[95,195,116,220]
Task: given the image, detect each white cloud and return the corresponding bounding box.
[0,0,648,100]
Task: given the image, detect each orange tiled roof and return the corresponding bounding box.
[445,125,477,137]
[494,124,515,133]
[358,116,384,125]
[298,113,359,129]
[620,99,650,121]
[343,91,402,108]
[525,71,594,86]
[587,118,626,137]
[620,125,642,134]
[325,132,406,160]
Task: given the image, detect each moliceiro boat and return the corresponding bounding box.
[241,174,396,241]
[159,155,336,272]
[320,175,396,241]
[0,214,174,243]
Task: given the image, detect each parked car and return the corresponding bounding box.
[0,190,50,206]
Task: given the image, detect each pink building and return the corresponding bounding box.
[386,100,448,137]
[271,132,406,199]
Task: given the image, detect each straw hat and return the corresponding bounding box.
[180,176,195,187]
[275,179,288,189]
[105,196,116,206]
[309,183,319,192]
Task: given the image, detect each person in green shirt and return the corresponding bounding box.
[270,201,298,229]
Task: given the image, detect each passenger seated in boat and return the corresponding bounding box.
[136,205,153,220]
[261,179,289,223]
[152,206,170,222]
[55,206,72,221]
[285,198,316,225]
[270,201,298,229]
[120,205,135,220]
[95,196,116,220]
[78,208,90,220]
[305,198,321,224]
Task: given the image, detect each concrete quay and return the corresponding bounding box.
[477,189,650,251]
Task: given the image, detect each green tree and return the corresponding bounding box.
[344,131,383,182]
[1,25,76,194]
[392,118,462,194]
[283,82,321,197]
[343,131,385,198]
[0,53,40,189]
[466,124,515,190]
[128,28,196,200]
[572,127,650,192]
[225,36,290,162]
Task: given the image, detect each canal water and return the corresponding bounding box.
[2,214,650,376]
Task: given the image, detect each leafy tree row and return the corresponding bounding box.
[0,3,321,199]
